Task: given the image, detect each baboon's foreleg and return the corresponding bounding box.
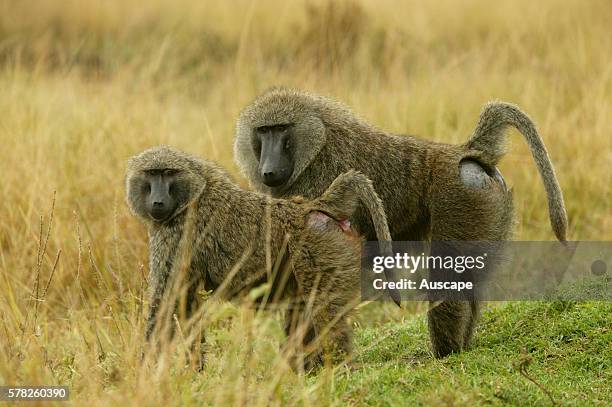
[183,278,206,370]
[145,263,205,368]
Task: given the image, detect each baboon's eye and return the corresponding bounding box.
[163,169,178,176]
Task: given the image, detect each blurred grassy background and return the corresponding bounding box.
[0,0,610,405]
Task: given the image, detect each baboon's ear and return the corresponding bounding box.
[125,170,150,223]
[287,115,326,187]
[234,120,261,189]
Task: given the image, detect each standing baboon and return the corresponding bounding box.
[234,89,568,358]
[125,146,393,369]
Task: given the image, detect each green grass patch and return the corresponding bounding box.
[330,301,611,406]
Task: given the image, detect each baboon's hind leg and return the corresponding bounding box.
[284,304,317,369]
[307,301,353,370]
[428,159,513,358]
[285,300,353,370]
[428,301,473,357]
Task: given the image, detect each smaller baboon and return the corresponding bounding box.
[125,146,393,369]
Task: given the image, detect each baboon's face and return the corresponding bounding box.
[252,124,295,187]
[129,169,188,223]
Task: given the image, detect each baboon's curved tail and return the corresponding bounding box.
[312,170,401,305]
[465,101,568,241]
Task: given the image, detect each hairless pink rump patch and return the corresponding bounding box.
[306,211,352,233]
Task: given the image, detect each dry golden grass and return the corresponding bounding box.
[0,0,610,405]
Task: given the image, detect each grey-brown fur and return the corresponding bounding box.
[234,88,568,358]
[125,146,392,369]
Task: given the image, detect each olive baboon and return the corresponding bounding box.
[234,89,568,358]
[125,146,393,369]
